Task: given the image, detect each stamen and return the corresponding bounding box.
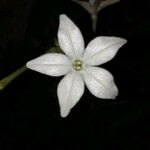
[72,59,82,71]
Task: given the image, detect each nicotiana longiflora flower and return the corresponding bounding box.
[72,0,120,31]
[26,14,127,117]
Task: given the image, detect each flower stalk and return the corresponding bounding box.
[91,13,98,32]
[0,66,27,90]
[0,46,61,91]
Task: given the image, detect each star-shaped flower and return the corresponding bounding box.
[72,0,120,15]
[26,14,127,117]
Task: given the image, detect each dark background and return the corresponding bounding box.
[0,0,150,149]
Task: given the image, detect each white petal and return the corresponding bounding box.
[83,36,127,65]
[26,53,71,77]
[58,14,84,58]
[57,72,84,117]
[98,0,120,12]
[82,66,118,99]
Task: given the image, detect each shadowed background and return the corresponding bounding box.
[0,0,150,149]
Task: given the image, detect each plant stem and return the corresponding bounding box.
[91,13,98,32]
[0,66,27,90]
[0,46,61,91]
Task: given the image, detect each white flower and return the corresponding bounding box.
[26,14,127,118]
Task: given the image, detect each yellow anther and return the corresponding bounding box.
[72,59,82,71]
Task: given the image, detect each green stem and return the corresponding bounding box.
[0,66,27,90]
[0,46,61,91]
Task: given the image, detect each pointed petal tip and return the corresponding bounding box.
[112,87,119,100]
[59,14,65,17]
[83,36,127,66]
[111,37,128,48]
[101,90,118,100]
[112,93,118,100]
[113,37,127,45]
[58,13,84,58]
[110,83,119,99]
[26,61,39,72]
[60,113,68,118]
[59,14,67,20]
[103,89,118,100]
[60,107,70,118]
[121,38,128,45]
[26,62,29,68]
[26,61,32,69]
[118,38,127,49]
[59,14,68,25]
[101,88,118,100]
[26,54,71,76]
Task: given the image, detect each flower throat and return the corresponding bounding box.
[72,59,82,71]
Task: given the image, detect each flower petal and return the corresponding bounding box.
[58,14,84,58]
[57,72,84,117]
[98,0,120,12]
[26,53,71,77]
[83,36,127,65]
[82,66,118,99]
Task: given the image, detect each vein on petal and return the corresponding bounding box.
[83,69,106,88]
[84,41,126,62]
[63,17,78,58]
[83,68,116,96]
[66,73,77,108]
[29,64,71,66]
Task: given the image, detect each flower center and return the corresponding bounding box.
[72,59,82,71]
